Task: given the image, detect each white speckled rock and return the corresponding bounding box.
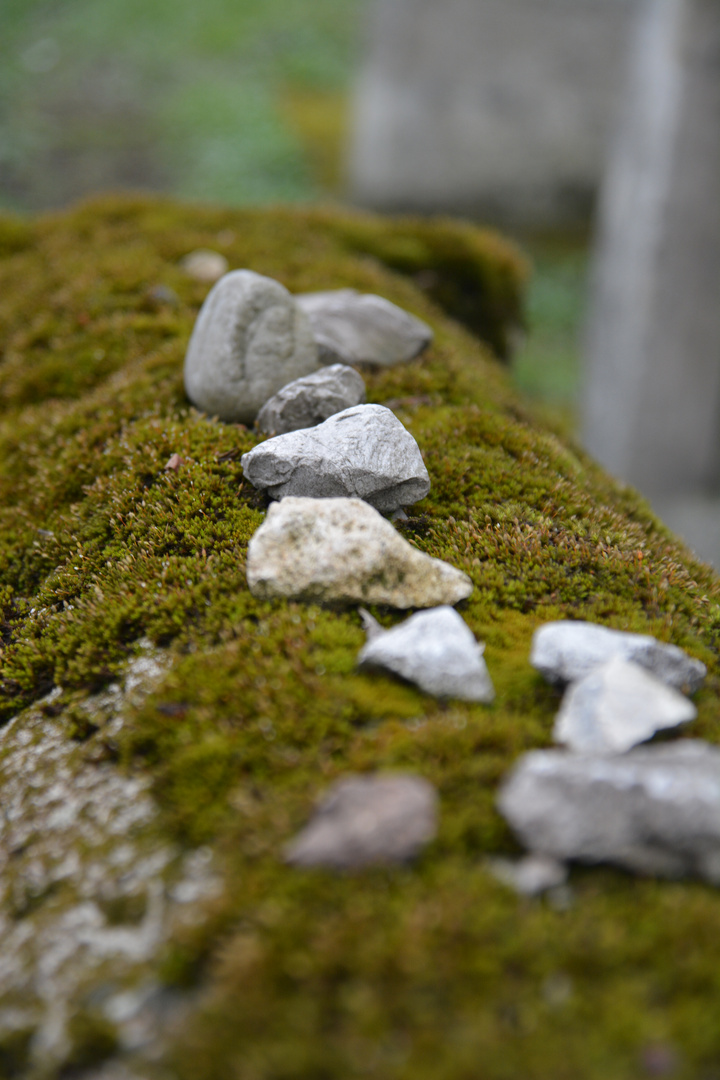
[184,270,319,424]
[498,740,720,882]
[530,620,706,694]
[296,288,433,367]
[242,403,430,513]
[358,606,494,702]
[284,773,438,869]
[255,364,366,435]
[246,497,473,608]
[554,658,696,754]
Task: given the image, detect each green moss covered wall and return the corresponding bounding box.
[1,196,720,1079]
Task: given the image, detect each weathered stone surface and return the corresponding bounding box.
[284,773,438,869]
[184,270,319,424]
[488,854,568,897]
[180,248,229,283]
[246,497,473,608]
[531,620,706,693]
[255,364,366,435]
[296,288,433,368]
[554,657,696,754]
[358,606,494,702]
[242,404,430,513]
[498,740,720,882]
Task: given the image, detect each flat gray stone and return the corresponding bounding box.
[284,773,438,869]
[358,606,494,702]
[296,288,433,368]
[255,364,366,435]
[498,740,720,883]
[241,403,430,513]
[246,496,473,608]
[184,270,319,424]
[531,620,706,694]
[554,658,697,755]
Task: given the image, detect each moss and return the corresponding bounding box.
[62,1010,118,1075]
[1,193,720,1078]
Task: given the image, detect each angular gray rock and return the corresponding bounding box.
[284,773,438,869]
[246,496,473,608]
[498,740,720,883]
[531,620,706,694]
[242,403,430,513]
[255,363,366,435]
[184,270,319,424]
[296,288,433,368]
[554,658,697,754]
[358,606,494,702]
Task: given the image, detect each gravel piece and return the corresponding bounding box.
[297,288,433,367]
[255,363,366,435]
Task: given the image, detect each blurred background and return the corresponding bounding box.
[2,0,718,561]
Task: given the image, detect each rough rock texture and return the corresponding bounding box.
[242,403,431,512]
[255,363,366,435]
[284,773,438,869]
[246,497,473,607]
[531,620,706,693]
[358,606,494,701]
[296,288,433,367]
[184,269,319,423]
[554,658,697,754]
[498,741,720,882]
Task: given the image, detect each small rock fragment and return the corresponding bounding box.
[180,248,229,282]
[358,606,494,702]
[246,497,473,608]
[163,453,184,472]
[242,404,430,513]
[255,364,366,435]
[296,288,433,367]
[531,620,706,693]
[498,740,720,882]
[284,773,438,869]
[488,855,568,897]
[554,658,696,754]
[184,270,319,424]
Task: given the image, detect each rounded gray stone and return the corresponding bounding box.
[255,363,366,435]
[183,269,320,424]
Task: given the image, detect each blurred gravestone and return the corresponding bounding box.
[349,0,638,229]
[583,0,720,500]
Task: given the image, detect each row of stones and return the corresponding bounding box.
[183,267,715,884]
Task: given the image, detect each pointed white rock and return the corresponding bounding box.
[296,288,433,368]
[358,606,494,702]
[554,658,696,754]
[184,270,319,424]
[246,497,473,608]
[242,403,430,513]
[531,620,706,694]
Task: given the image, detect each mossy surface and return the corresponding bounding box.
[1,195,720,1078]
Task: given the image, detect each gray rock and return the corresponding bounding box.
[487,855,568,898]
[530,620,706,694]
[284,773,438,869]
[296,288,433,368]
[180,248,229,283]
[184,270,319,424]
[246,496,473,608]
[554,658,696,754]
[255,363,366,435]
[358,606,494,702]
[498,740,720,883]
[242,403,430,513]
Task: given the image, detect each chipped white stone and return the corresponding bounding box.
[498,740,720,882]
[256,363,366,435]
[297,288,433,368]
[358,606,494,701]
[488,854,568,897]
[184,270,319,424]
[246,497,473,608]
[554,658,696,754]
[531,620,706,693]
[285,773,438,869]
[180,249,229,283]
[242,403,430,513]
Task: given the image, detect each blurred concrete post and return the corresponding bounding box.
[349,0,637,229]
[583,0,720,496]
